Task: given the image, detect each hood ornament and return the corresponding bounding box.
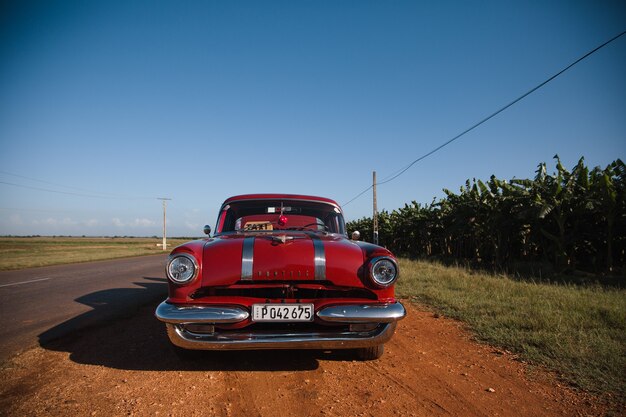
[278,202,288,226]
[271,234,294,244]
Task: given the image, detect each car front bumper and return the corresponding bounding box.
[155,301,406,350]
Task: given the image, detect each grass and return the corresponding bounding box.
[396,258,626,398]
[0,237,191,270]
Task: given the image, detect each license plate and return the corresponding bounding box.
[252,304,314,322]
[244,221,273,231]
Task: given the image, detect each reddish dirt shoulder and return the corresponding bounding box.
[0,301,609,416]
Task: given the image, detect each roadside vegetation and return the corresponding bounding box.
[0,237,191,270]
[349,157,625,279]
[396,258,626,398]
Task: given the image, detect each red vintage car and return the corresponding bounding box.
[155,194,405,360]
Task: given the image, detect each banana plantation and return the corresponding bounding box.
[347,157,625,276]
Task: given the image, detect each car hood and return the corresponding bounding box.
[201,232,366,287]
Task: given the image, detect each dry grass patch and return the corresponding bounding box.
[0,237,191,270]
[396,258,626,398]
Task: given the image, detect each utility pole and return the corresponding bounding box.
[157,198,171,251]
[373,171,378,245]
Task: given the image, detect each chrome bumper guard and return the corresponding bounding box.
[155,301,406,351]
[155,303,250,324]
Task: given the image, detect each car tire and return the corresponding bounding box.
[356,344,384,360]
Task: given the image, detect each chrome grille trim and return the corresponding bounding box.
[241,236,255,280]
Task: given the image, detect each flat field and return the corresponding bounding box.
[0,237,191,270]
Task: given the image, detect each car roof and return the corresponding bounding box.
[222,194,341,209]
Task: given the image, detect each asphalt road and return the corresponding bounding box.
[0,254,169,363]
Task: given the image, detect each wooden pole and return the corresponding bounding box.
[373,171,378,245]
[162,199,166,250]
[158,198,171,250]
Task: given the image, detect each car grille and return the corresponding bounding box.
[190,285,377,300]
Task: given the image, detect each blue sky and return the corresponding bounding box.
[1,1,625,237]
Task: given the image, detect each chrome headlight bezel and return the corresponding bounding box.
[369,257,399,288]
[166,253,199,284]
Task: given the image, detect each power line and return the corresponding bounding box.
[343,185,373,207]
[0,170,98,193]
[0,170,156,200]
[343,29,626,206]
[0,206,86,214]
[0,180,154,200]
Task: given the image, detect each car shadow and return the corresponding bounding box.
[39,279,353,371]
[38,277,167,346]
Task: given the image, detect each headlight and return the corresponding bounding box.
[167,253,198,284]
[369,257,398,287]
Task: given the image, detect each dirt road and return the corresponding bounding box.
[0,301,606,416]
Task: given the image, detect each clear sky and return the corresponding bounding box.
[1,1,625,237]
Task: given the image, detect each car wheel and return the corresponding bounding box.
[356,344,384,360]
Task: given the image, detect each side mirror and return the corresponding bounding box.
[203,225,212,236]
[351,231,360,241]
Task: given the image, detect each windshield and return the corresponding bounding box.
[215,199,346,235]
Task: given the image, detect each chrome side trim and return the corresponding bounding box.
[155,301,249,324]
[306,232,326,280]
[317,302,406,323]
[241,236,255,280]
[165,322,397,351]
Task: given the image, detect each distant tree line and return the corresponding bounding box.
[347,156,625,276]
